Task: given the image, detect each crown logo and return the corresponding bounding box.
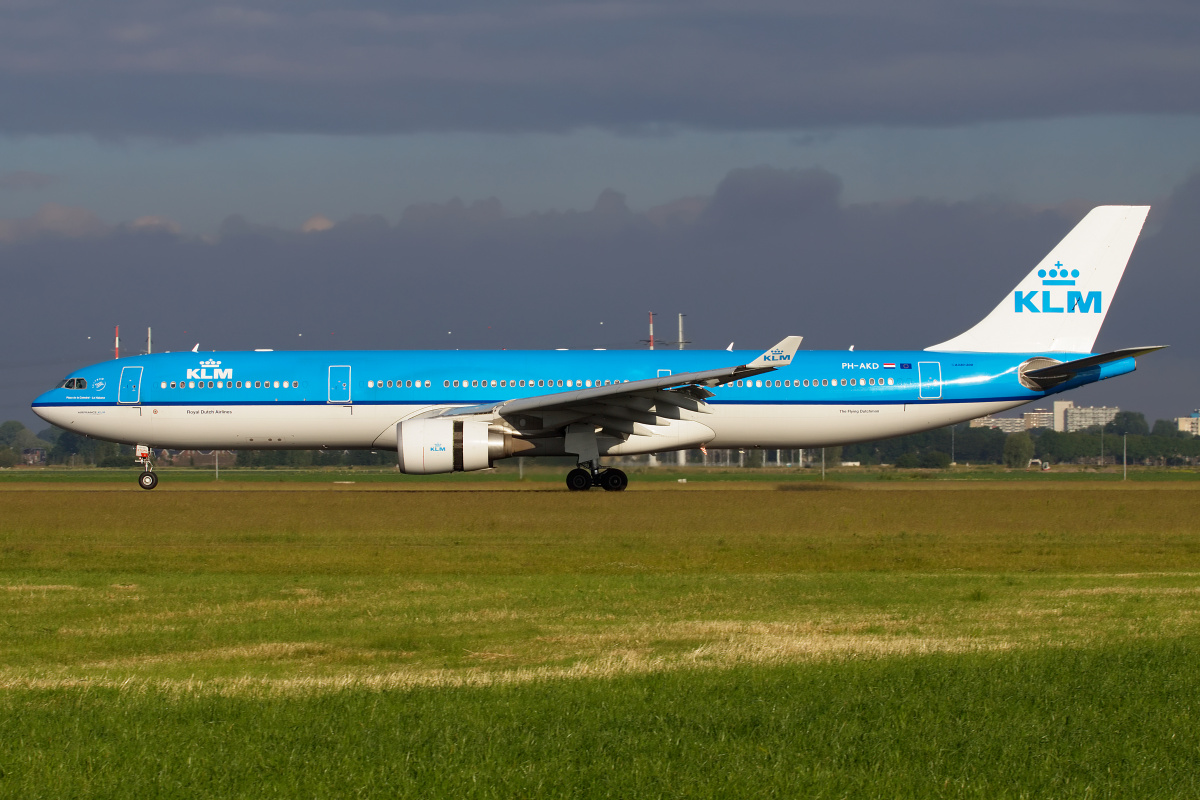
[771,349,783,355]
[200,359,222,368]
[1038,261,1078,286]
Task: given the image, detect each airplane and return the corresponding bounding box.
[32,205,1162,491]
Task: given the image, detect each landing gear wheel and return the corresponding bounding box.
[600,469,628,492]
[138,471,159,491]
[565,468,592,491]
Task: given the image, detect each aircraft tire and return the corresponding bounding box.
[565,468,592,491]
[138,471,159,491]
[600,469,628,492]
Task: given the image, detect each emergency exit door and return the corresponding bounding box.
[328,365,351,403]
[118,366,143,404]
[918,361,942,399]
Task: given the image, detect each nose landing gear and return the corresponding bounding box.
[565,463,628,492]
[135,444,158,490]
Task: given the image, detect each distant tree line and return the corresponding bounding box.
[841,411,1200,468]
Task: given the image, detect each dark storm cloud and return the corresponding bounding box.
[2,1,1199,136]
[2,166,1197,426]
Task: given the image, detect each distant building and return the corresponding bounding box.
[1023,408,1053,430]
[970,416,1027,434]
[1065,405,1120,432]
[1052,400,1074,432]
[21,448,46,465]
[1178,410,1200,436]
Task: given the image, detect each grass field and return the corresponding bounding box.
[2,481,1199,797]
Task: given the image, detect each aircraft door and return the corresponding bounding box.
[328,365,351,403]
[918,361,942,399]
[118,366,143,404]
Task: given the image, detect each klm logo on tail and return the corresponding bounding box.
[1014,261,1101,314]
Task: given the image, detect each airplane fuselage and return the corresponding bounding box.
[32,347,1134,453]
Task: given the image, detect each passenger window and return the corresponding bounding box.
[803,379,809,387]
[888,377,894,385]
[821,379,828,387]
[424,380,431,388]
[471,380,478,387]
[557,380,563,387]
[491,380,497,387]
[500,380,507,387]
[444,380,450,387]
[850,379,856,386]
[403,380,410,388]
[255,381,261,388]
[736,380,743,387]
[840,379,847,386]
[453,380,460,387]
[538,380,544,387]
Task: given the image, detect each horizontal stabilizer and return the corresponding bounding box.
[1021,346,1166,390]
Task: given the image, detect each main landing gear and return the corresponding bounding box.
[135,444,158,490]
[565,464,628,492]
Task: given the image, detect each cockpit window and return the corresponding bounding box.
[76,378,86,389]
[58,378,87,389]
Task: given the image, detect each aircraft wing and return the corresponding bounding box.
[437,336,802,435]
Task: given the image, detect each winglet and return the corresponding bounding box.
[745,336,803,369]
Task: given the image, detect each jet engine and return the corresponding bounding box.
[396,418,530,474]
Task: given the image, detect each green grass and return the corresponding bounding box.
[3,640,1199,798]
[2,484,1199,797]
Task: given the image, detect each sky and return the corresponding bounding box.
[2,0,1199,430]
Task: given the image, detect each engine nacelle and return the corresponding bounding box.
[397,418,532,474]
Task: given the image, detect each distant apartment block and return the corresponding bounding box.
[973,403,1119,434]
[1023,408,1053,430]
[1052,400,1074,432]
[1050,400,1121,432]
[1065,405,1120,432]
[970,407,1051,433]
[969,416,1027,434]
[1179,410,1200,436]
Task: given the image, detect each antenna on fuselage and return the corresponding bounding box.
[114,325,119,360]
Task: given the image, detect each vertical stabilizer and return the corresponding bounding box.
[926,206,1149,353]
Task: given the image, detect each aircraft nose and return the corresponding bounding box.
[31,393,63,425]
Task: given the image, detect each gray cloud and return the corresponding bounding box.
[0,171,57,190]
[1,1,1199,136]
[3,166,1197,427]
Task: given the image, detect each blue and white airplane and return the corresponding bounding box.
[33,206,1162,491]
